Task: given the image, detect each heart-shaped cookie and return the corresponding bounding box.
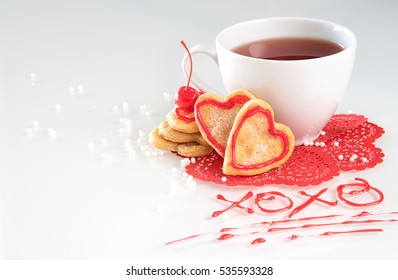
[195,89,255,157]
[223,99,295,176]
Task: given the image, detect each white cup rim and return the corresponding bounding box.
[216,17,357,62]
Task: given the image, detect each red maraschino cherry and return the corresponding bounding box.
[175,40,202,112]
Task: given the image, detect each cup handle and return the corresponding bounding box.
[182,44,218,93]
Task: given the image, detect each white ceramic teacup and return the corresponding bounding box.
[182,17,356,146]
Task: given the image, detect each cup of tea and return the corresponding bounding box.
[182,17,356,145]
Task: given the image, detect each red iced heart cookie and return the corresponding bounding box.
[195,89,255,157]
[223,99,295,176]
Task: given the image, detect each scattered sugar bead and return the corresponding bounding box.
[337,155,344,161]
[163,92,172,102]
[180,158,191,168]
[315,142,320,147]
[186,175,193,183]
[309,141,314,146]
[78,85,85,95]
[102,138,108,146]
[88,142,95,152]
[351,154,358,160]
[303,141,309,146]
[69,87,75,96]
[138,129,146,139]
[320,130,326,136]
[48,128,57,139]
[190,157,196,164]
[361,157,368,163]
[333,141,340,147]
[139,104,153,116]
[26,128,34,137]
[55,104,61,113]
[347,110,353,114]
[320,141,326,147]
[33,121,39,130]
[101,153,113,162]
[349,156,356,162]
[221,176,227,183]
[113,105,119,114]
[189,180,196,188]
[123,102,129,114]
[30,72,36,82]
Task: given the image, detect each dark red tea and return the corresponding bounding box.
[232,37,344,60]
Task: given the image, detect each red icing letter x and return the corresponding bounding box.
[212,191,254,217]
[288,188,338,218]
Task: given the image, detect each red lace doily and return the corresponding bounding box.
[185,114,385,187]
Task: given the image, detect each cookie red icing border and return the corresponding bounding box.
[230,106,290,170]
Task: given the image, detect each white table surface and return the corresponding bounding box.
[1,0,398,260]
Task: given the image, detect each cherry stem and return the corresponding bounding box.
[181,40,193,89]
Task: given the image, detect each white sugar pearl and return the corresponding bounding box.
[309,141,314,146]
[138,130,146,139]
[320,142,326,147]
[347,110,353,114]
[48,128,57,139]
[30,72,36,81]
[320,130,326,136]
[338,155,344,161]
[333,141,340,147]
[69,87,75,96]
[349,157,356,162]
[221,176,227,182]
[351,154,358,159]
[123,102,129,113]
[88,142,95,152]
[361,157,368,163]
[315,142,320,147]
[113,105,119,114]
[26,128,34,137]
[78,85,85,94]
[186,175,193,183]
[303,141,309,146]
[163,92,172,102]
[190,157,196,164]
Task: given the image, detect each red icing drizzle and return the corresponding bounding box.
[174,107,196,123]
[289,229,383,240]
[268,219,398,232]
[212,191,254,217]
[251,237,266,245]
[337,177,384,207]
[230,106,290,170]
[255,191,294,213]
[195,94,252,156]
[165,211,398,246]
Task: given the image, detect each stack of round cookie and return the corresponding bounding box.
[149,107,213,157]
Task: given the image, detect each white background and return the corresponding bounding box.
[1,0,398,260]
